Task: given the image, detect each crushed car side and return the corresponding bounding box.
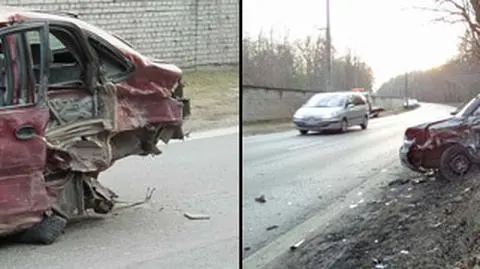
[0,8,190,244]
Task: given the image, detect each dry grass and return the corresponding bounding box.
[243,119,293,136]
[182,66,239,131]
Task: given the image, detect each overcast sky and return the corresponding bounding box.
[243,0,466,89]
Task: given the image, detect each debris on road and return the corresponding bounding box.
[184,212,211,220]
[413,177,427,184]
[279,167,480,269]
[113,187,157,211]
[372,258,387,269]
[266,225,279,231]
[290,239,305,251]
[388,178,410,187]
[255,195,267,203]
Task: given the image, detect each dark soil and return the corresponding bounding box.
[282,167,480,269]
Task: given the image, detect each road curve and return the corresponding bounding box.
[242,103,454,263]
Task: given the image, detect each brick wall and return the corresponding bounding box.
[0,0,239,68]
[242,86,405,123]
[242,86,318,123]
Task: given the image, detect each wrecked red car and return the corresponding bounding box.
[0,7,190,244]
[399,97,479,181]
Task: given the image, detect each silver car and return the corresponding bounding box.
[293,92,369,135]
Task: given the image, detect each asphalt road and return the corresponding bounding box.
[1,127,239,269]
[242,103,455,264]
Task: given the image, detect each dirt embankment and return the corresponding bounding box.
[282,168,480,269]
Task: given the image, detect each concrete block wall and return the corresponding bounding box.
[243,86,405,123]
[373,96,405,110]
[242,86,317,122]
[0,0,239,68]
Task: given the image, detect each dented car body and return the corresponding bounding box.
[0,7,190,244]
[399,96,480,181]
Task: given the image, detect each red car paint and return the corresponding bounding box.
[0,6,188,239]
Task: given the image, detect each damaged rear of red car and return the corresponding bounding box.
[0,7,190,244]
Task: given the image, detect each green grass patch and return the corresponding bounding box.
[181,66,239,131]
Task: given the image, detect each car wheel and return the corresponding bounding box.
[16,214,67,245]
[340,119,348,133]
[438,144,473,181]
[299,130,308,135]
[360,116,368,130]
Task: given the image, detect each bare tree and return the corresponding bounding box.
[431,0,480,58]
[242,29,374,91]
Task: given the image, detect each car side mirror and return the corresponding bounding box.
[347,103,355,109]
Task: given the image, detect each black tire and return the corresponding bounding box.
[17,214,67,245]
[340,119,348,133]
[360,116,368,130]
[299,130,308,135]
[438,144,473,181]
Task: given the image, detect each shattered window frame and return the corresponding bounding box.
[86,32,134,82]
[1,30,40,108]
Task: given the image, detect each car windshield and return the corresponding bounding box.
[304,94,346,108]
[454,97,479,118]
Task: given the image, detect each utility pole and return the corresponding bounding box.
[404,72,409,107]
[325,0,332,92]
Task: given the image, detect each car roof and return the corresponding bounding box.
[0,6,135,55]
[313,91,354,97]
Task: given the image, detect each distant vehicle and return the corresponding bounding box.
[399,95,480,181]
[359,91,385,118]
[293,92,369,135]
[404,98,420,109]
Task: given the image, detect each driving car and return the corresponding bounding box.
[0,6,190,244]
[399,95,480,181]
[404,98,420,109]
[293,91,369,135]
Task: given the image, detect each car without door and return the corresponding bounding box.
[293,91,369,135]
[0,7,190,244]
